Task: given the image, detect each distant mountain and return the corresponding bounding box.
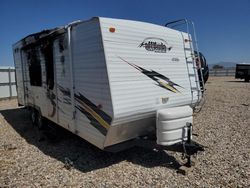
[208,62,238,69]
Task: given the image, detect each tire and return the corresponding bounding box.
[203,70,209,84]
[30,108,37,126]
[30,108,45,129]
[37,111,45,130]
[245,78,249,82]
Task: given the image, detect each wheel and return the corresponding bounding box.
[245,78,249,82]
[37,111,45,130]
[30,108,37,125]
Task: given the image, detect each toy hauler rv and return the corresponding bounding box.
[13,18,206,168]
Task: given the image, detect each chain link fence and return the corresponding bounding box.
[209,68,235,77]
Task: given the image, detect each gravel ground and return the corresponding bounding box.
[0,77,249,187]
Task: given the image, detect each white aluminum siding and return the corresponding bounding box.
[100,17,198,125]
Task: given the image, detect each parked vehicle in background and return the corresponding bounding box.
[235,63,250,82]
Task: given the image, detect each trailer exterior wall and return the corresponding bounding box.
[13,17,201,150]
[99,18,200,147]
[70,18,113,148]
[13,18,113,149]
[13,46,25,104]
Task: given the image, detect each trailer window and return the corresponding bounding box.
[41,41,54,90]
[26,48,42,86]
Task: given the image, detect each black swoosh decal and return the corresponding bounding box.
[119,56,182,93]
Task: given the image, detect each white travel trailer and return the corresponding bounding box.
[13,17,205,167]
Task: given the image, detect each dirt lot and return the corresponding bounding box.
[0,77,249,187]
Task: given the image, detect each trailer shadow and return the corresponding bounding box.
[0,107,181,173]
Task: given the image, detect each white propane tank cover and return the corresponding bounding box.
[156,105,193,146]
[157,106,193,121]
[157,116,193,131]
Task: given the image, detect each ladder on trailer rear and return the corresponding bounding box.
[165,19,205,107]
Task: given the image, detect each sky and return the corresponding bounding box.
[0,0,250,66]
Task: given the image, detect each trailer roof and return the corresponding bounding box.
[13,17,180,49]
[13,19,83,48]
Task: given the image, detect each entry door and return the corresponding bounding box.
[43,41,58,123]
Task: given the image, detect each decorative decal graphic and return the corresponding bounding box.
[58,85,71,105]
[58,86,111,135]
[74,93,111,135]
[119,57,182,93]
[139,37,172,53]
[47,90,56,117]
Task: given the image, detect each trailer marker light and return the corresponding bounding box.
[109,27,116,33]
